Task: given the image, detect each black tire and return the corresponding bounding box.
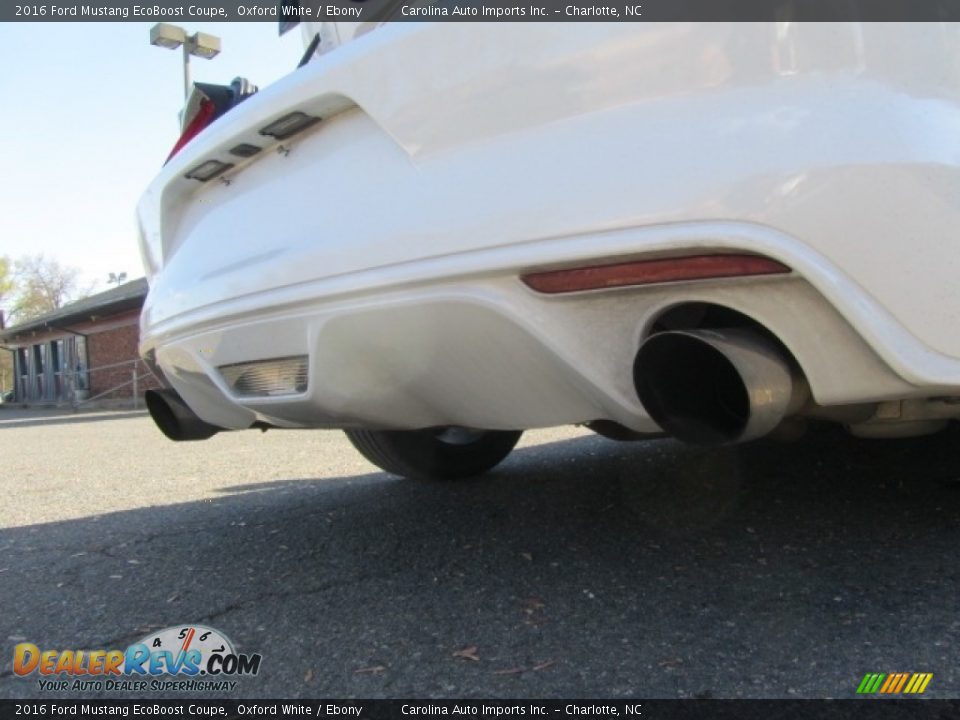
[344,427,523,481]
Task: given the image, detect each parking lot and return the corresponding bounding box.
[1,408,959,699]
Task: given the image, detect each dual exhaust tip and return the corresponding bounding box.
[145,389,221,442]
[146,328,800,447]
[634,328,804,445]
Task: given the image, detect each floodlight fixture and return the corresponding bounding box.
[150,23,186,50]
[149,23,222,100]
[187,32,221,59]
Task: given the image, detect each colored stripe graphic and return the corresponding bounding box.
[906,673,934,694]
[879,674,899,693]
[894,673,911,693]
[858,672,932,694]
[857,673,885,694]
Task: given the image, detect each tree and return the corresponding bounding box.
[9,254,85,323]
[0,256,12,312]
[0,256,13,394]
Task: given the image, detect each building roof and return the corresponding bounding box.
[0,277,149,342]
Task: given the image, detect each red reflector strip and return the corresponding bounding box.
[521,254,790,294]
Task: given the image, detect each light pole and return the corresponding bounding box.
[149,23,221,100]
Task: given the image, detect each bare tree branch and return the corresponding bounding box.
[9,254,87,322]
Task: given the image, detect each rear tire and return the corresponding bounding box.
[344,427,523,481]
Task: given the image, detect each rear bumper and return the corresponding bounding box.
[141,227,922,433]
[138,22,960,430]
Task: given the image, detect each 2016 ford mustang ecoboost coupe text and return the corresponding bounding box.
[137,21,960,480]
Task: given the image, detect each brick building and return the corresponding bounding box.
[0,278,161,406]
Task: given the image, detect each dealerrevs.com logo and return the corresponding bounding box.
[13,625,262,692]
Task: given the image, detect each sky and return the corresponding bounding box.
[0,22,305,294]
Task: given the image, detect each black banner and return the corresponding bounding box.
[3,0,960,22]
[2,700,960,720]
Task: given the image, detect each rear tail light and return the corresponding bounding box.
[165,77,258,164]
[521,254,791,294]
[166,97,217,163]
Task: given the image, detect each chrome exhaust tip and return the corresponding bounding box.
[634,328,803,445]
[145,388,221,442]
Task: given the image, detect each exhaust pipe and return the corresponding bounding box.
[145,388,221,441]
[633,328,807,445]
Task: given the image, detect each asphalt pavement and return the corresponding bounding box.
[1,407,959,699]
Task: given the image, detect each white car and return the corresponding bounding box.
[138,22,960,480]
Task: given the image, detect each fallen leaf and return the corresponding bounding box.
[453,646,480,662]
[520,552,533,562]
[658,658,683,668]
[493,667,525,675]
[304,669,314,682]
[532,660,556,672]
[354,666,386,675]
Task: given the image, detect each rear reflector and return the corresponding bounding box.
[521,254,790,294]
[219,356,308,397]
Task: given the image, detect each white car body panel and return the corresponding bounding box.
[138,22,960,433]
